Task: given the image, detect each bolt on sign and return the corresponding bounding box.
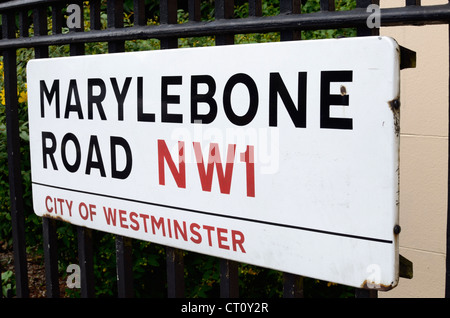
[27,37,402,290]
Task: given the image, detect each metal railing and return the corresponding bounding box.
[0,0,449,298]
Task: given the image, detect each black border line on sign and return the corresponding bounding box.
[33,181,394,244]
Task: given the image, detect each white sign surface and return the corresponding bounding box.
[27,36,400,290]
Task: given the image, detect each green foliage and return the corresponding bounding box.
[1,270,15,297]
[0,0,356,298]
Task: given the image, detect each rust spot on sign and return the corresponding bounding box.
[388,98,400,136]
[360,280,395,291]
[42,213,69,223]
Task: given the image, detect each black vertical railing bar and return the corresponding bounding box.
[33,3,61,298]
[160,0,178,49]
[133,0,146,27]
[107,0,125,52]
[215,0,234,45]
[283,274,304,298]
[166,247,185,298]
[279,0,303,298]
[1,9,30,298]
[320,0,335,12]
[214,0,239,299]
[66,0,96,298]
[355,0,379,37]
[18,9,29,38]
[107,0,135,298]
[220,259,239,298]
[188,0,201,23]
[115,236,134,297]
[248,0,263,17]
[51,2,63,35]
[279,0,301,41]
[42,218,59,297]
[89,0,102,31]
[160,0,185,298]
[77,227,95,297]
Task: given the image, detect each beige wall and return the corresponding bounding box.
[380,0,448,297]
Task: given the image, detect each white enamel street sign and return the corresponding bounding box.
[27,36,401,290]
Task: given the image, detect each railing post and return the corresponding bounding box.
[2,9,29,298]
[65,1,96,298]
[356,0,380,36]
[33,3,61,298]
[77,227,95,297]
[166,247,185,298]
[215,0,234,45]
[214,0,240,298]
[278,0,305,298]
[220,259,239,298]
[280,0,302,41]
[116,235,134,298]
[283,273,304,298]
[159,0,186,298]
[105,0,135,298]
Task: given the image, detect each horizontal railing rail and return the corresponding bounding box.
[0,4,449,50]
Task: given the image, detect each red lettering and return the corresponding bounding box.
[167,218,172,238]
[203,225,215,246]
[129,211,139,231]
[190,223,202,244]
[193,142,236,194]
[119,209,128,228]
[97,207,246,254]
[79,202,89,220]
[217,227,229,250]
[232,230,246,253]
[240,145,255,197]
[174,220,187,241]
[45,196,53,212]
[57,198,65,215]
[158,139,186,188]
[65,199,73,217]
[103,207,117,225]
[88,204,96,221]
[151,216,165,236]
[139,213,149,233]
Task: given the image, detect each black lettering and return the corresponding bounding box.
[87,78,107,120]
[61,133,81,173]
[320,70,353,130]
[42,131,58,170]
[40,80,60,118]
[223,73,258,126]
[110,136,133,179]
[111,77,132,121]
[85,135,106,177]
[269,72,307,128]
[137,76,155,122]
[161,76,182,123]
[190,75,217,124]
[64,79,83,119]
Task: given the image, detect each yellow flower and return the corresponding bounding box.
[0,89,5,106]
[18,90,27,103]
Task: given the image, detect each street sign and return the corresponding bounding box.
[27,36,401,290]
